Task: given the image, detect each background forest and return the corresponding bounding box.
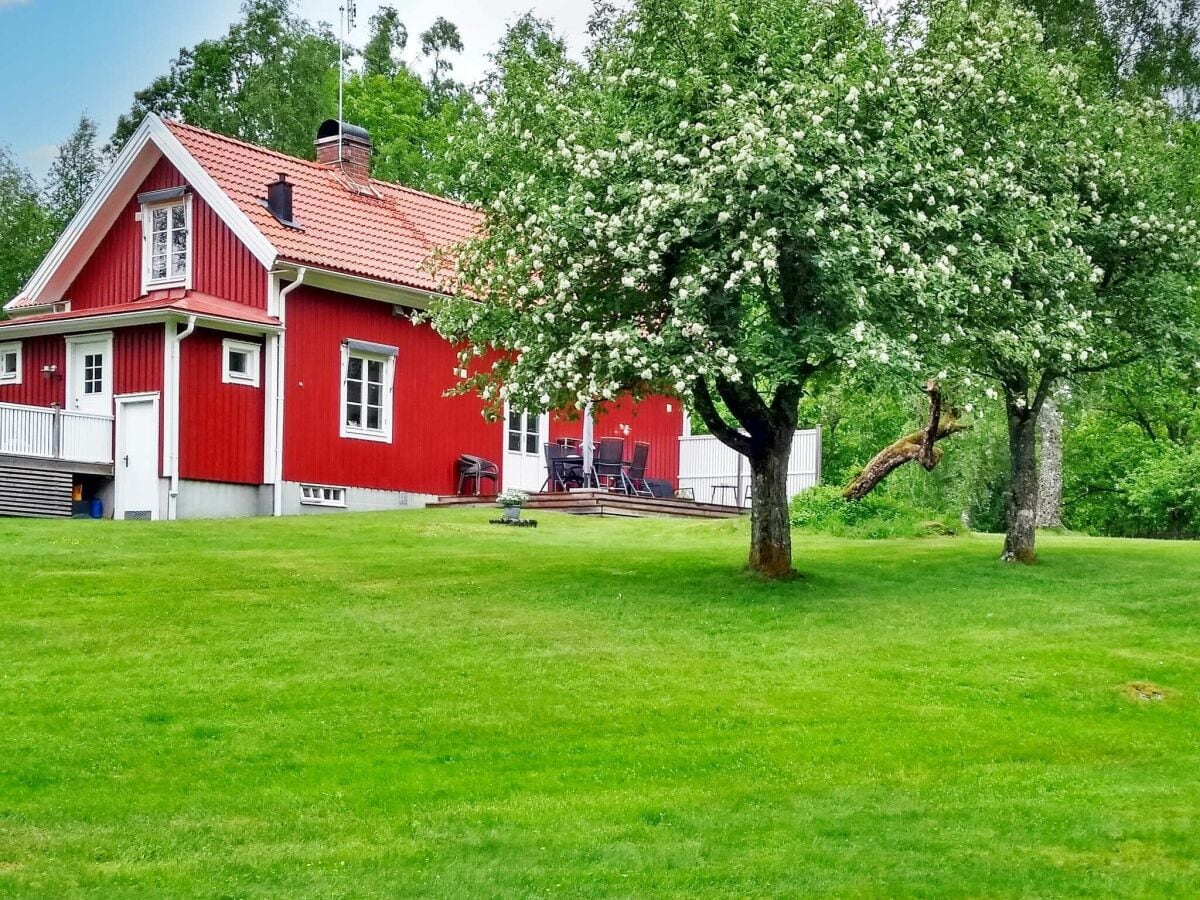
[2,0,1198,539]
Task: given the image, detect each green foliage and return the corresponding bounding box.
[0,148,55,307]
[108,0,340,159]
[362,5,408,80]
[44,114,104,230]
[790,485,963,538]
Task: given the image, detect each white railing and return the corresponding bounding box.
[0,402,114,465]
[678,427,821,506]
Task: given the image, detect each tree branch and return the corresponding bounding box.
[842,381,970,501]
[692,377,752,456]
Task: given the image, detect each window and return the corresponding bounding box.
[222,339,261,387]
[508,409,540,455]
[82,353,104,395]
[340,340,397,443]
[142,195,191,290]
[300,484,347,507]
[0,342,20,385]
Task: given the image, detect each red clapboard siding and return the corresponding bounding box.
[113,325,166,476]
[282,286,500,495]
[67,158,267,310]
[179,328,265,484]
[549,394,683,488]
[0,336,66,408]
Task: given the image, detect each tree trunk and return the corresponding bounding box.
[748,437,794,578]
[1036,398,1063,528]
[1002,403,1040,564]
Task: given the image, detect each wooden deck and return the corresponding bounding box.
[430,489,745,520]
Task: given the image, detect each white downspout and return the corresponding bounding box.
[272,267,307,516]
[167,314,197,520]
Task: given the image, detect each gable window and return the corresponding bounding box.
[140,190,191,291]
[340,339,397,443]
[222,339,261,387]
[0,342,20,385]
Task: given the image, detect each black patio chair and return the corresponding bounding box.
[541,443,585,492]
[456,454,499,496]
[626,441,653,497]
[593,436,633,493]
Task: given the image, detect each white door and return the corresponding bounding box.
[115,395,160,521]
[67,333,113,416]
[502,406,549,492]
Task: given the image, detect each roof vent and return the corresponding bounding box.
[315,119,373,182]
[264,173,301,229]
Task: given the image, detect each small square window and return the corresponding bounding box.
[300,484,347,507]
[0,342,23,385]
[222,339,261,387]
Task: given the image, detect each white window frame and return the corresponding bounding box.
[300,483,347,508]
[0,341,21,385]
[339,341,396,444]
[141,194,193,293]
[222,338,261,388]
[506,408,542,456]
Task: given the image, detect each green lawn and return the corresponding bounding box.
[1,510,1198,897]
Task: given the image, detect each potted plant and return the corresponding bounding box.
[496,489,529,521]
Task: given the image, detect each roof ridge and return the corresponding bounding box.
[163,118,480,214]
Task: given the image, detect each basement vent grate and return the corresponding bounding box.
[124,510,152,521]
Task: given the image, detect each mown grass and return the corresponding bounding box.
[0,510,1197,897]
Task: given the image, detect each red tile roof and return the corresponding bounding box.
[165,120,483,294]
[0,289,279,329]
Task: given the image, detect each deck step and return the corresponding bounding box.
[429,490,744,520]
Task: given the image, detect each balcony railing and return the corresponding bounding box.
[0,402,114,465]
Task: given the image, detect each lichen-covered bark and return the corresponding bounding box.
[748,442,793,578]
[843,381,968,501]
[1003,403,1040,563]
[1036,398,1063,528]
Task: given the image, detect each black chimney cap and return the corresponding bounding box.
[316,119,371,145]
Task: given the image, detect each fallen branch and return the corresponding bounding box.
[842,380,971,501]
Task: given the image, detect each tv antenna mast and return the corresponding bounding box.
[338,0,358,158]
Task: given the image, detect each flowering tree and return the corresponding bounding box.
[873,3,1200,562]
[434,0,1198,575]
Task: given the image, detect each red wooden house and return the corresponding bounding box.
[0,116,684,519]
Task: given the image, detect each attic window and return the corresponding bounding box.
[141,193,191,292]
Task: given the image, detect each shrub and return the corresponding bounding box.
[789,486,963,539]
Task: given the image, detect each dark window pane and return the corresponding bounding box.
[347,356,363,380]
[229,351,247,374]
[346,403,362,426]
[367,407,380,430]
[508,410,522,431]
[367,383,381,406]
[171,204,185,229]
[368,360,383,383]
[508,432,522,452]
[526,433,538,454]
[346,381,362,404]
[153,208,167,230]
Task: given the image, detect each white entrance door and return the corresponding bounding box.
[503,406,549,492]
[66,333,114,416]
[115,394,160,521]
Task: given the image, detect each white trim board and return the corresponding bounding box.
[7,114,277,313]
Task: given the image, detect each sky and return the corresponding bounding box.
[0,0,593,179]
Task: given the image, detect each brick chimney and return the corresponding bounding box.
[315,119,373,182]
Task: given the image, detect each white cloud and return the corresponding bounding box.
[0,0,32,8]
